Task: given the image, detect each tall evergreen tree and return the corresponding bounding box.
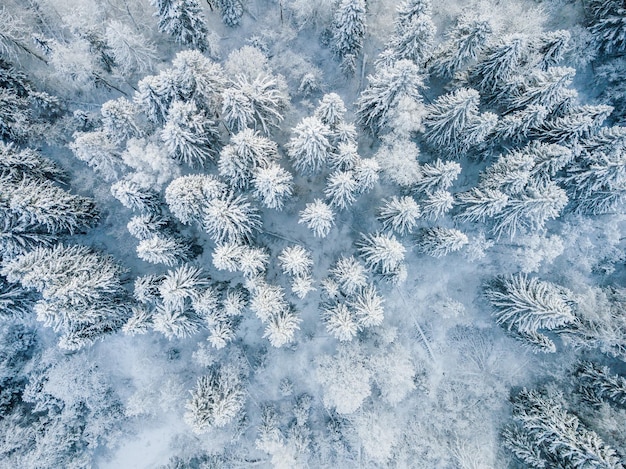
[151,0,210,51]
[332,0,367,75]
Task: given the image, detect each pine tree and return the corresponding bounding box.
[358,232,406,276]
[507,388,624,468]
[456,187,509,223]
[469,34,526,95]
[159,264,208,309]
[151,0,210,51]
[212,242,245,272]
[493,181,568,238]
[412,159,461,194]
[171,50,226,113]
[323,302,359,342]
[127,214,168,240]
[325,170,358,209]
[332,0,367,71]
[100,97,143,143]
[134,70,177,125]
[291,275,316,299]
[356,60,425,135]
[105,21,157,77]
[278,246,313,278]
[136,234,192,266]
[588,0,626,54]
[328,141,360,171]
[314,93,347,130]
[374,135,421,187]
[110,180,160,213]
[485,273,574,334]
[534,30,571,69]
[152,302,203,339]
[423,88,497,157]
[287,116,332,174]
[184,366,246,433]
[134,274,164,304]
[349,284,384,327]
[165,174,226,225]
[430,12,492,78]
[0,144,65,184]
[237,245,269,278]
[263,307,302,347]
[162,100,220,167]
[218,128,278,190]
[250,282,289,323]
[330,256,368,295]
[354,157,381,193]
[578,361,626,406]
[494,105,549,143]
[298,199,335,238]
[217,0,244,27]
[533,105,612,145]
[224,73,288,135]
[1,244,130,349]
[252,163,293,210]
[378,196,421,235]
[1,176,98,236]
[419,190,454,221]
[0,275,35,319]
[384,0,436,66]
[69,130,127,181]
[416,227,468,258]
[202,192,261,243]
[508,66,576,113]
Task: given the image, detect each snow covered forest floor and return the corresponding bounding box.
[1,0,626,467]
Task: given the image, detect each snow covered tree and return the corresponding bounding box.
[134,274,163,304]
[413,159,461,194]
[0,275,35,319]
[127,214,168,240]
[165,174,226,225]
[110,180,160,213]
[534,104,613,145]
[223,73,288,135]
[298,199,335,238]
[378,196,421,235]
[493,181,568,238]
[534,30,571,70]
[494,104,549,143]
[332,0,367,74]
[287,116,332,174]
[202,192,261,243]
[430,12,492,78]
[505,388,624,468]
[237,245,269,278]
[323,302,359,341]
[330,256,367,295]
[420,190,454,221]
[162,100,220,167]
[382,0,435,66]
[329,141,360,171]
[587,0,626,54]
[1,176,98,236]
[217,0,244,27]
[152,302,203,339]
[578,361,626,406]
[134,70,177,125]
[314,93,347,130]
[374,135,422,187]
[456,187,509,223]
[325,170,358,209]
[278,246,313,278]
[263,307,301,347]
[136,234,192,266]
[184,365,246,433]
[357,60,425,135]
[291,275,316,299]
[416,227,468,258]
[565,126,626,214]
[218,128,278,189]
[0,144,65,184]
[349,284,384,327]
[171,50,226,113]
[252,163,293,210]
[159,264,208,310]
[101,97,143,143]
[354,158,381,193]
[469,35,526,96]
[105,21,157,77]
[508,66,577,113]
[358,232,406,277]
[1,244,130,350]
[212,242,245,272]
[250,282,289,323]
[69,130,126,181]
[423,88,497,157]
[316,345,371,414]
[485,273,574,335]
[151,0,210,51]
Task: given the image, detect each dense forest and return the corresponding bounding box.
[1,0,626,467]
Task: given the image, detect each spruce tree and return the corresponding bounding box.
[298,199,335,238]
[287,116,332,174]
[151,0,210,51]
[332,0,367,74]
[416,227,468,258]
